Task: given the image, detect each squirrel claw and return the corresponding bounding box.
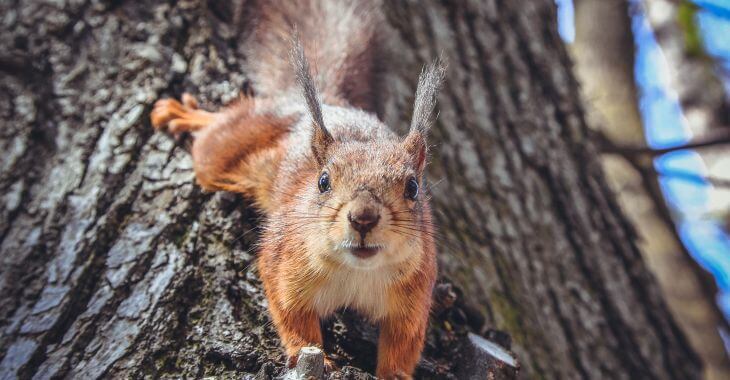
[285,354,297,369]
[323,356,338,373]
[150,94,215,135]
[181,93,198,109]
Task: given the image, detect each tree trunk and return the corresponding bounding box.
[0,0,702,379]
[571,1,730,379]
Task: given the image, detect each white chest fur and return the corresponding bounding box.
[311,267,392,320]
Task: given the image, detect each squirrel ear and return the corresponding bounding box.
[310,120,334,165]
[409,59,445,135]
[404,131,427,174]
[291,33,333,165]
[405,59,444,174]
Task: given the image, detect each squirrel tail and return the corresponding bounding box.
[246,0,385,113]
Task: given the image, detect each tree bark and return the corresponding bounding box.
[0,0,701,379]
[571,1,730,379]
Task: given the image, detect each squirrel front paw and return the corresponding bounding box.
[150,93,215,135]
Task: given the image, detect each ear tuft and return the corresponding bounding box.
[410,59,446,134]
[290,32,333,165]
[405,59,444,173]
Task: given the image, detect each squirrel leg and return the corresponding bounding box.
[376,312,428,380]
[267,302,324,368]
[150,94,290,210]
[150,93,218,134]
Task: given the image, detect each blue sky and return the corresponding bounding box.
[556,0,730,317]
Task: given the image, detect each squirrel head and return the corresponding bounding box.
[303,137,427,270]
[292,42,444,270]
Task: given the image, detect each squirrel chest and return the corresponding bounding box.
[151,1,442,375]
[310,266,392,320]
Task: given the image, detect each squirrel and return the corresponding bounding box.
[150,1,442,378]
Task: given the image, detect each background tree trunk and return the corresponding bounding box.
[642,0,730,226]
[571,1,730,378]
[0,0,703,379]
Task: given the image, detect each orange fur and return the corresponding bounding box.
[150,1,438,378]
[152,95,292,212]
[151,92,437,378]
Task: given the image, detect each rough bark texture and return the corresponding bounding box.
[0,0,702,379]
[572,1,730,379]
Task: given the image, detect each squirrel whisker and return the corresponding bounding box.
[150,1,441,375]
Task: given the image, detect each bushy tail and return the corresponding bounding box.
[246,0,385,113]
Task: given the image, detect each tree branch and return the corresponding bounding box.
[656,167,730,188]
[595,127,730,157]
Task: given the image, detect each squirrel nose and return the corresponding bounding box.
[348,210,380,236]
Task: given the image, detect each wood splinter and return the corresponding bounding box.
[283,346,325,380]
[457,333,520,379]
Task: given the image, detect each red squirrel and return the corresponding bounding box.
[150,1,442,378]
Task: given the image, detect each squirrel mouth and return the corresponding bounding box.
[350,245,381,259]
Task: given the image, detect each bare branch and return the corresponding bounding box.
[595,127,730,157]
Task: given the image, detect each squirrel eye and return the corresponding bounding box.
[318,172,331,193]
[405,177,419,200]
